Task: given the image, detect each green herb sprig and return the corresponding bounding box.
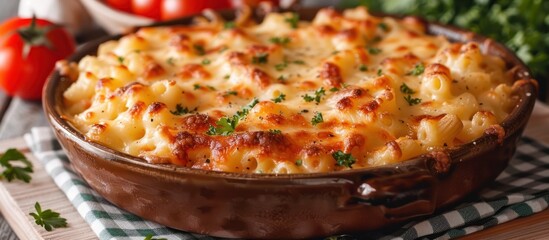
[0,148,32,183]
[332,150,356,168]
[302,87,326,104]
[29,202,67,231]
[207,99,259,136]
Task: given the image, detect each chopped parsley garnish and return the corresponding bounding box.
[193,84,201,90]
[29,202,67,232]
[223,90,238,97]
[332,150,356,168]
[408,63,425,76]
[400,83,415,94]
[378,22,389,31]
[0,148,33,183]
[302,87,326,104]
[329,87,339,92]
[293,60,305,65]
[207,85,216,90]
[404,95,422,106]
[117,56,124,64]
[218,46,229,53]
[359,64,368,72]
[224,74,230,79]
[166,57,174,65]
[206,99,259,136]
[252,53,269,64]
[295,159,303,166]
[269,129,282,134]
[277,75,286,81]
[368,47,382,55]
[311,112,324,126]
[285,13,299,29]
[170,104,191,115]
[400,83,421,106]
[272,93,286,103]
[206,117,239,136]
[236,98,259,118]
[377,69,383,76]
[275,61,288,71]
[224,21,236,29]
[193,44,206,56]
[201,59,211,65]
[269,37,291,46]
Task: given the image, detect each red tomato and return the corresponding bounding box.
[231,0,279,8]
[132,0,162,20]
[0,17,75,100]
[105,0,132,13]
[161,0,232,21]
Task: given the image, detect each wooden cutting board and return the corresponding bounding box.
[0,137,96,240]
[0,102,548,240]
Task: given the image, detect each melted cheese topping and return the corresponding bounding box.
[63,7,516,174]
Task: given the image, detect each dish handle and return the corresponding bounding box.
[350,154,449,219]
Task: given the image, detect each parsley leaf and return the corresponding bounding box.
[206,116,239,136]
[332,150,356,168]
[269,37,291,46]
[377,69,383,76]
[223,90,238,97]
[329,87,339,92]
[166,57,175,66]
[224,21,236,29]
[302,87,326,104]
[378,22,389,31]
[201,59,211,65]
[408,63,425,76]
[193,44,206,56]
[117,56,124,64]
[285,13,299,29]
[235,98,259,119]
[359,64,368,72]
[193,84,201,90]
[269,129,282,134]
[252,53,269,64]
[293,60,305,65]
[207,99,259,136]
[275,61,288,71]
[295,159,303,166]
[404,95,422,106]
[400,83,415,94]
[368,47,382,55]
[0,148,32,183]
[144,234,167,240]
[29,202,67,231]
[170,104,191,115]
[311,112,324,126]
[272,93,286,103]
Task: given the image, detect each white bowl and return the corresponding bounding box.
[80,0,154,34]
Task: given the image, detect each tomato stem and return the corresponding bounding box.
[16,15,57,58]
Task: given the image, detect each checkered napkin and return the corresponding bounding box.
[25,127,549,240]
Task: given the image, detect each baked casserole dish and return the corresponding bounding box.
[45,6,537,239]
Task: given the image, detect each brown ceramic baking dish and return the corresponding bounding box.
[43,7,538,239]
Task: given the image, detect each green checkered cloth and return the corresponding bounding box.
[25,127,549,240]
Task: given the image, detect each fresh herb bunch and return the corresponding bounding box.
[340,0,549,100]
